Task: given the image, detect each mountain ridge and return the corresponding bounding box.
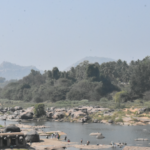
[0,61,41,80]
[65,56,115,71]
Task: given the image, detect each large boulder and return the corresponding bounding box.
[26,107,34,113]
[53,112,64,119]
[46,112,53,118]
[20,111,33,119]
[25,130,40,142]
[96,133,105,139]
[4,124,20,132]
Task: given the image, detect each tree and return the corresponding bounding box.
[52,67,60,79]
[86,64,99,81]
[114,91,126,107]
[34,103,45,117]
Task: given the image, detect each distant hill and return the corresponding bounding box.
[65,56,115,71]
[0,61,41,80]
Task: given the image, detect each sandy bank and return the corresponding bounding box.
[31,138,75,149]
[73,144,111,149]
[123,146,150,150]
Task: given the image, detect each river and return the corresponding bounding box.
[0,120,150,150]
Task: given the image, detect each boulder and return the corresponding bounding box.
[138,108,150,114]
[26,107,34,113]
[71,111,86,118]
[93,119,98,123]
[53,112,64,119]
[78,108,87,113]
[50,107,55,111]
[55,108,66,112]
[25,130,40,142]
[14,111,20,115]
[9,107,15,112]
[46,112,53,118]
[15,115,21,119]
[108,119,113,123]
[14,106,22,110]
[20,111,33,119]
[90,132,101,136]
[7,115,15,120]
[4,124,20,132]
[96,133,105,139]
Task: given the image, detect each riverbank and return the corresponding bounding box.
[1,103,150,126]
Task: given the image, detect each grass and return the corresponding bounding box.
[1,98,150,109]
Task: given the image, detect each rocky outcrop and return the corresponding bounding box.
[4,124,21,132]
[20,111,33,119]
[96,133,105,139]
[25,130,40,142]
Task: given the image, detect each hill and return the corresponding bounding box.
[0,61,41,80]
[65,56,115,70]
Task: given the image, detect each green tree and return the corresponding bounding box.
[34,103,45,117]
[52,67,60,79]
[86,64,99,81]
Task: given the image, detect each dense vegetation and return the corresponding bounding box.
[0,56,150,103]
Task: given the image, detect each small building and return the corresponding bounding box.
[0,132,26,148]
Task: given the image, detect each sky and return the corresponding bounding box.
[0,0,150,71]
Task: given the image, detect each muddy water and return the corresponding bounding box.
[0,120,150,150]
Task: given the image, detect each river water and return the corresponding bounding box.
[0,120,150,150]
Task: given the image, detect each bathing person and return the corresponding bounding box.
[87,141,90,145]
[64,136,67,141]
[81,139,83,145]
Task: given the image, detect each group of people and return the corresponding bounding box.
[64,136,70,142]
[81,139,90,145]
[46,132,60,140]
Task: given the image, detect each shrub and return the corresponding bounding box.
[115,118,123,122]
[100,97,108,102]
[33,96,43,103]
[34,103,45,117]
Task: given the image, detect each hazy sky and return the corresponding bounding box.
[0,0,150,70]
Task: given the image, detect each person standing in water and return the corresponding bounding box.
[64,136,67,141]
[81,139,83,145]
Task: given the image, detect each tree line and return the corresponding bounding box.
[0,56,150,102]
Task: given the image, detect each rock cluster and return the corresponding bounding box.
[0,106,34,121]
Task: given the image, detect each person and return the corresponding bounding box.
[87,141,90,145]
[58,134,60,140]
[64,136,67,141]
[30,140,32,147]
[68,139,70,142]
[81,139,83,145]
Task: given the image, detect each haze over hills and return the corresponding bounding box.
[65,56,115,71]
[0,61,40,80]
